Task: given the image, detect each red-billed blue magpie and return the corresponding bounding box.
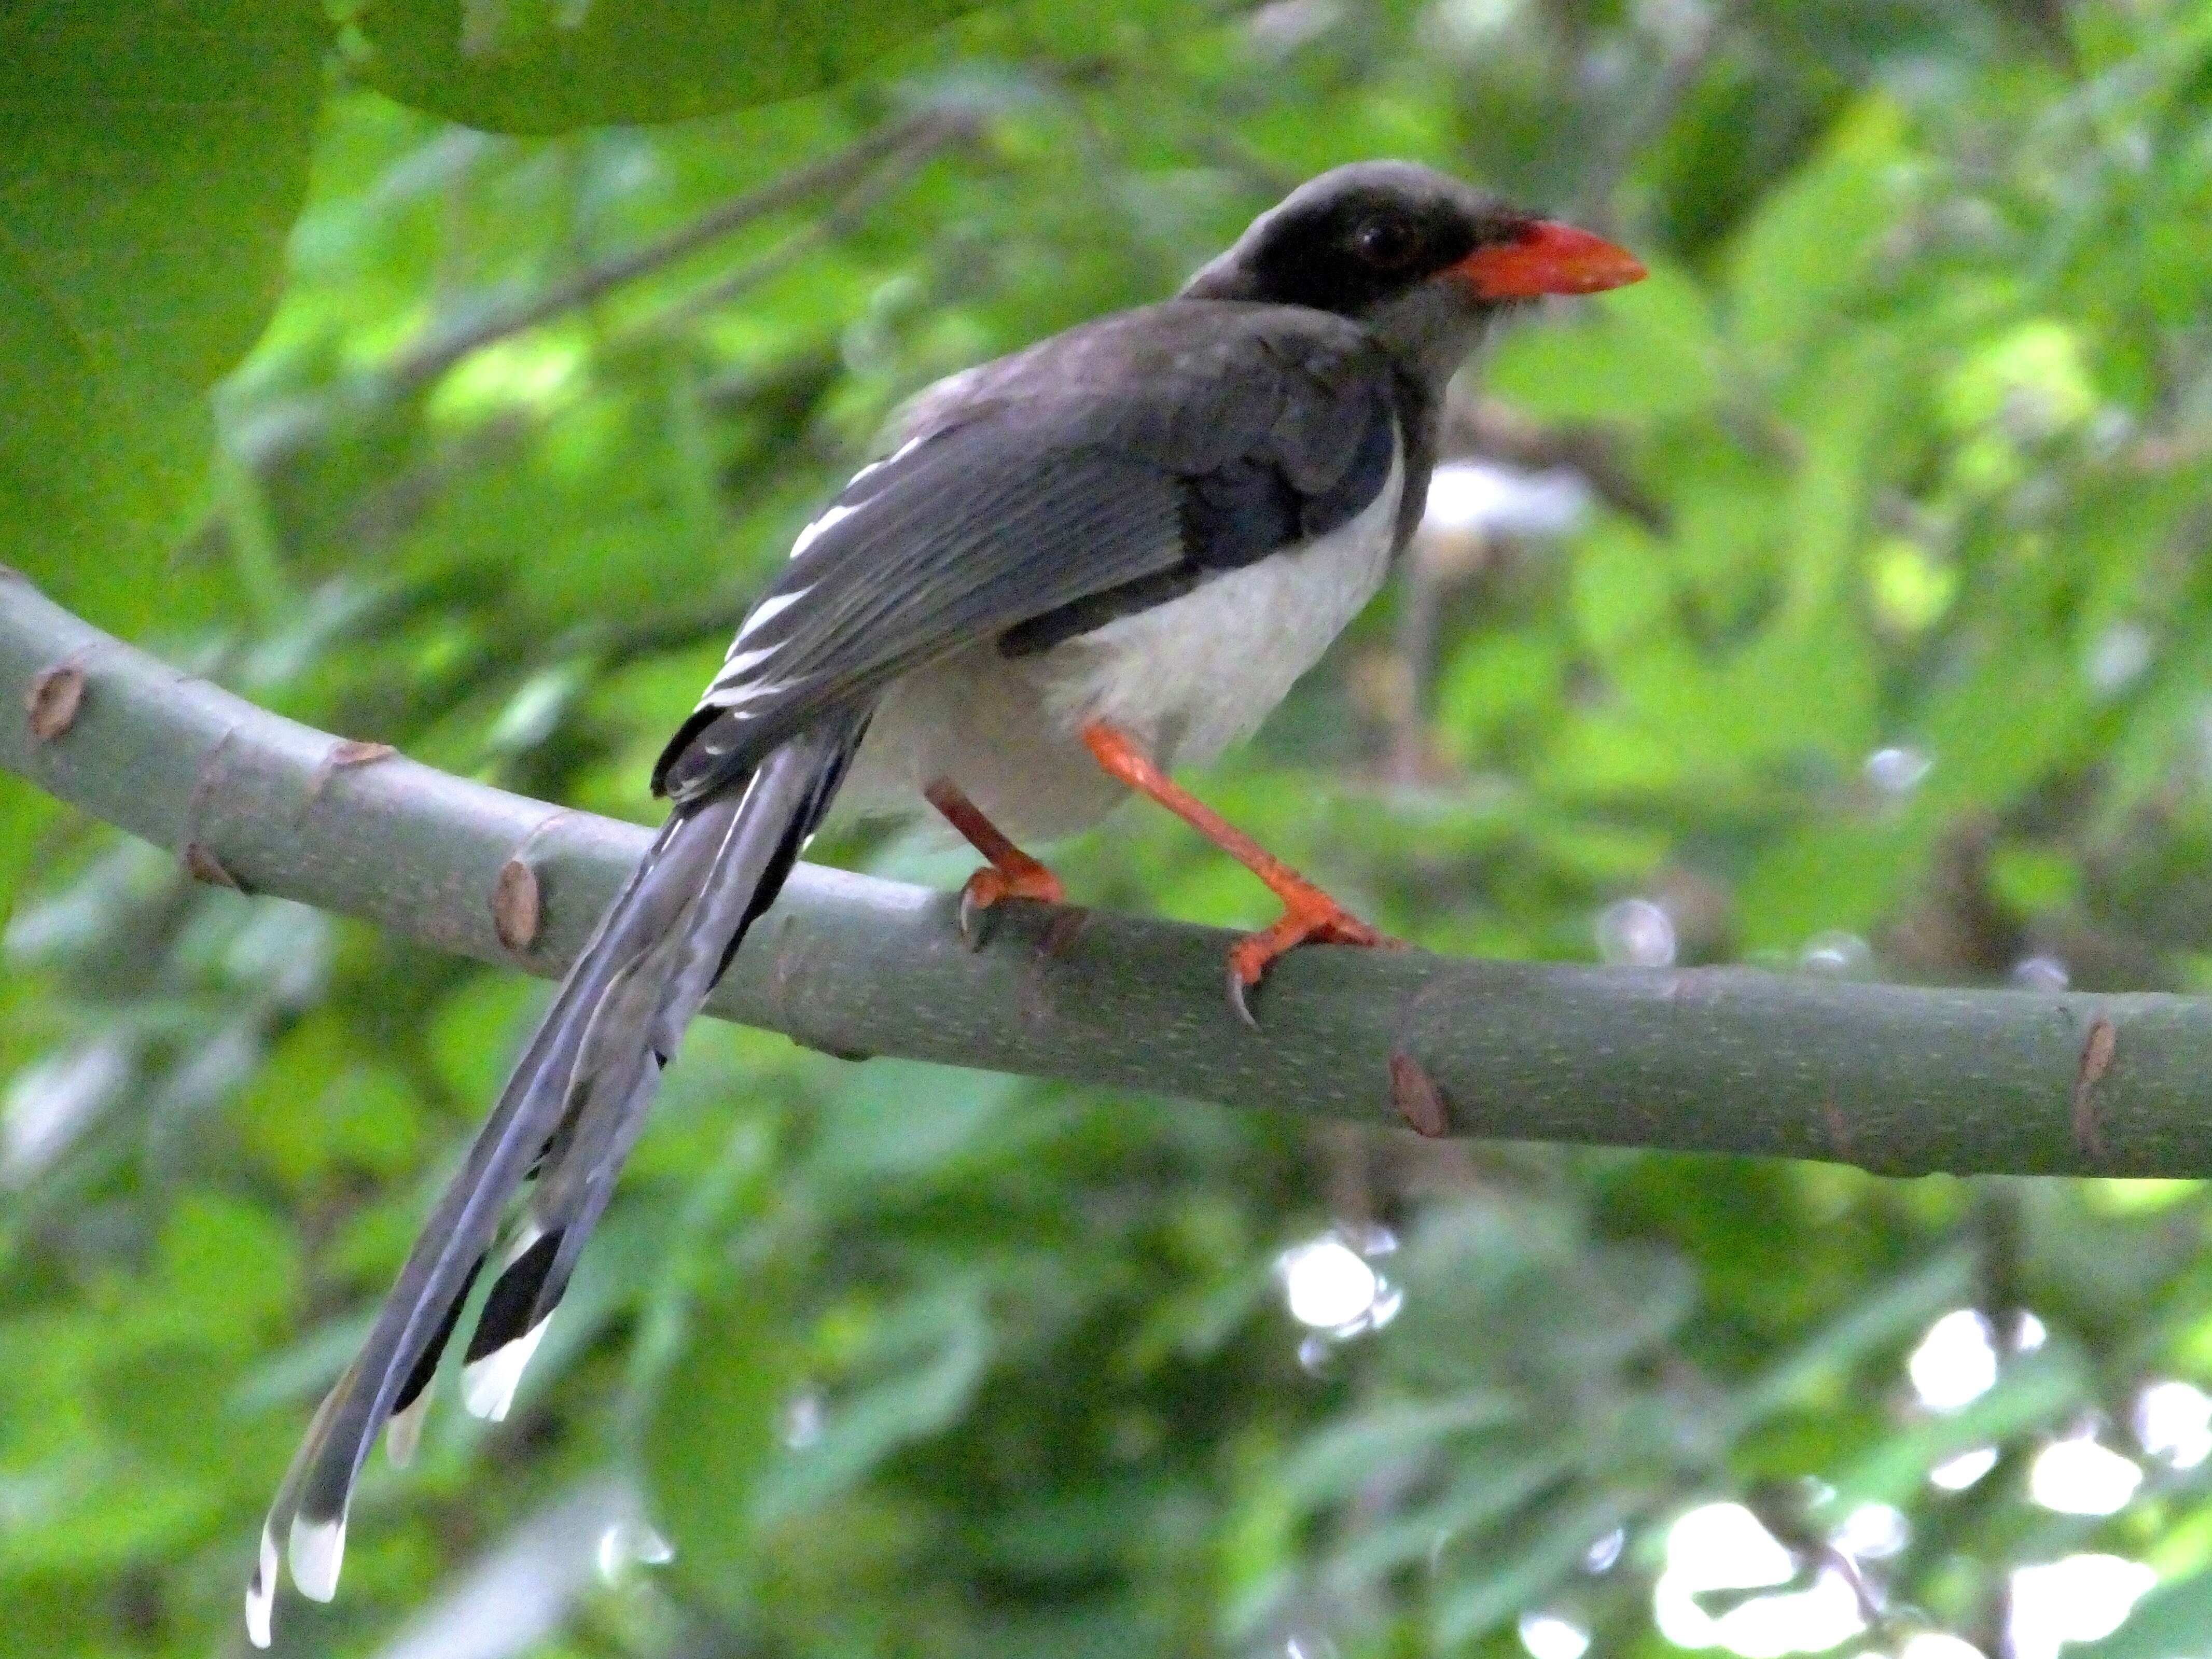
[246,159,1642,1644]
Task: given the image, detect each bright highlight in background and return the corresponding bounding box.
[2028,1435,2141,1515]
[1281,1237,1375,1329]
[1831,1503,1909,1560]
[1420,460,1591,538]
[2136,1379,2212,1467]
[1899,1634,1985,1659]
[1277,1232,1400,1337]
[2008,1556,2155,1659]
[1929,1447,1999,1491]
[1596,898,1676,967]
[1910,1311,1998,1412]
[1518,1611,1590,1659]
[1652,1503,1866,1657]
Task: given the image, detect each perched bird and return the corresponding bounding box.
[245,159,1643,1644]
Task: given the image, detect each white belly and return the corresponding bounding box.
[835,446,1403,844]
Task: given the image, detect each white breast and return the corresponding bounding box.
[1051,441,1403,770]
[836,440,1404,844]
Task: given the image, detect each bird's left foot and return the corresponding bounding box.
[1226,875,1395,1028]
[1073,721,1398,1025]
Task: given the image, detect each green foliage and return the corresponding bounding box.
[14,3,2212,1659]
[349,0,990,134]
[0,0,322,629]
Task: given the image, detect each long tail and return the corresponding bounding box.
[245,717,864,1647]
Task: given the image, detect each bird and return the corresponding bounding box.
[243,158,1643,1645]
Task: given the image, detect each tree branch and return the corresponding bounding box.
[382,110,971,397]
[6,572,2211,1177]
[212,111,970,500]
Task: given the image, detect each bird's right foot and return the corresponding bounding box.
[925,778,1067,947]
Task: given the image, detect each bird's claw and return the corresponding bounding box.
[955,861,1065,950]
[1223,893,1394,1027]
[958,882,992,950]
[1227,964,1261,1029]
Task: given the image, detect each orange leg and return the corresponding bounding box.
[1079,720,1391,1025]
[925,778,1066,946]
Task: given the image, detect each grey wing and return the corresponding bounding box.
[652,415,1188,800]
[651,307,1403,804]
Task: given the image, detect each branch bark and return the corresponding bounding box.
[7,571,2212,1177]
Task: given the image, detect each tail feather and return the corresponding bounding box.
[247,718,864,1646]
[382,1249,485,1466]
[463,712,865,1396]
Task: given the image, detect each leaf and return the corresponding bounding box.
[1727,94,1909,360]
[752,1282,992,1523]
[153,1191,300,1345]
[1483,262,1723,422]
[1725,1249,1971,1432]
[1777,330,1903,623]
[1432,1490,1631,1647]
[1278,1395,1523,1510]
[1908,643,2091,821]
[0,0,324,622]
[350,0,987,133]
[1569,519,1676,658]
[1321,1451,1572,1597]
[1826,1345,2092,1508]
[642,1260,801,1615]
[2072,1567,2212,1659]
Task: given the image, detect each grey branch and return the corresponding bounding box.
[221,113,970,490]
[7,571,2211,1178]
[385,110,970,396]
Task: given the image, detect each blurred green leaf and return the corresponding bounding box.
[8,6,2212,1657]
[1485,263,1722,422]
[642,1258,800,1614]
[2075,1565,2212,1659]
[1828,1345,2092,1507]
[1727,94,1910,360]
[754,1280,992,1522]
[351,0,987,133]
[1278,1394,1522,1510]
[0,0,322,624]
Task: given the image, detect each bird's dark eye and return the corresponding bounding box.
[1352,215,1423,271]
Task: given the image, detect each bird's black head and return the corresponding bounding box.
[1185,161,1644,380]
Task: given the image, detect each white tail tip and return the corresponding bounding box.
[245,1525,278,1648]
[288,1512,346,1604]
[460,1316,550,1422]
[385,1383,432,1468]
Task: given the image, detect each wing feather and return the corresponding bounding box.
[653,302,1406,802]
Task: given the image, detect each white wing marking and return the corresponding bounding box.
[733,587,805,643]
[790,502,856,559]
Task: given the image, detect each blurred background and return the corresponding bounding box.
[10,1,2212,1655]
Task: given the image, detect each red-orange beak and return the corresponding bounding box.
[1452,220,1647,300]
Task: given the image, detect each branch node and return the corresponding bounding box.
[304,738,398,808]
[2072,1015,2116,1161]
[25,664,85,741]
[1389,1050,1450,1137]
[183,842,245,891]
[330,738,395,769]
[493,858,542,952]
